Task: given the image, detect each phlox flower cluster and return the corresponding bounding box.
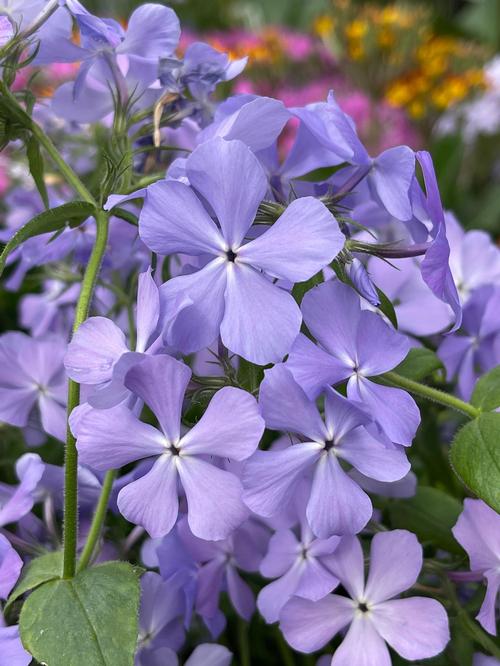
[0,2,499,665]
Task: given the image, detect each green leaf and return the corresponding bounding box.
[470,366,500,411]
[237,357,265,393]
[5,550,62,612]
[388,487,464,554]
[19,561,142,666]
[26,136,49,209]
[450,412,500,513]
[391,348,443,382]
[375,286,398,329]
[292,270,323,305]
[0,201,95,277]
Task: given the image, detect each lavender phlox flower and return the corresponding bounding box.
[71,353,264,540]
[243,364,409,537]
[285,279,420,445]
[137,137,345,364]
[0,453,44,528]
[0,332,67,441]
[280,530,450,664]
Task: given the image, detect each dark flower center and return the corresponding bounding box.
[169,444,181,456]
[358,602,368,613]
[324,439,335,452]
[226,249,237,262]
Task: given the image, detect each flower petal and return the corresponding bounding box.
[258,560,306,623]
[307,454,372,537]
[327,536,365,600]
[64,316,128,385]
[221,263,301,365]
[124,354,191,444]
[242,445,321,517]
[355,311,409,376]
[118,455,179,538]
[136,268,160,353]
[477,570,500,635]
[338,428,410,482]
[371,146,415,221]
[331,615,391,666]
[186,137,267,248]
[371,597,450,659]
[73,403,165,471]
[178,457,249,540]
[364,530,422,603]
[279,594,354,653]
[226,566,255,620]
[259,365,328,442]
[238,197,344,282]
[139,180,224,256]
[117,4,180,58]
[180,387,264,460]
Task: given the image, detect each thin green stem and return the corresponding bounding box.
[275,626,295,666]
[62,211,109,579]
[382,372,480,420]
[77,470,117,572]
[237,619,251,666]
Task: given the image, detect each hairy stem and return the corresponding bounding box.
[63,211,109,579]
[381,372,480,420]
[77,470,117,572]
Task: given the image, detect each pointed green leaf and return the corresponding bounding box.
[292,270,324,305]
[470,366,500,411]
[5,550,62,612]
[450,412,500,512]
[19,561,142,666]
[375,286,398,329]
[26,136,49,208]
[0,201,95,277]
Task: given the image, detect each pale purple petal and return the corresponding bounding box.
[286,334,353,399]
[364,530,422,603]
[371,597,450,659]
[452,499,500,573]
[0,624,32,666]
[307,454,372,537]
[260,530,300,577]
[186,138,267,248]
[0,387,37,427]
[258,561,305,623]
[226,566,255,620]
[185,644,232,666]
[73,403,165,471]
[180,387,264,460]
[259,365,328,442]
[280,594,354,653]
[136,268,160,353]
[117,4,180,58]
[371,146,415,221]
[0,453,44,527]
[327,536,365,600]
[139,180,225,256]
[337,428,410,482]
[295,557,339,601]
[0,534,22,599]
[238,198,344,282]
[125,355,191,443]
[331,616,391,666]
[177,457,249,540]
[221,263,302,365]
[118,455,179,538]
[477,570,500,635]
[39,395,66,442]
[347,377,420,446]
[355,311,410,376]
[64,316,128,385]
[242,445,321,517]
[323,388,370,440]
[161,259,227,354]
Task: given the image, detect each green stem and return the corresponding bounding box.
[237,619,251,666]
[382,372,480,420]
[77,470,117,572]
[62,211,110,579]
[275,627,295,666]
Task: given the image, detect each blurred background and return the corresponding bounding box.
[80,0,500,233]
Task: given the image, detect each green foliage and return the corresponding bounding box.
[6,551,63,612]
[0,201,95,277]
[292,270,324,305]
[26,136,49,208]
[450,413,500,513]
[375,286,398,329]
[470,366,500,411]
[391,348,443,382]
[19,561,142,666]
[388,487,463,554]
